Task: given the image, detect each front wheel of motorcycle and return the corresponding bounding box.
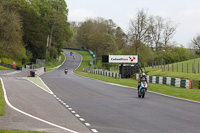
[142,92,145,98]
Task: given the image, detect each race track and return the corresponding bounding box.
[41,50,200,133]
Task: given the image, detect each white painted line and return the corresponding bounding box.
[0,78,79,133]
[68,108,72,110]
[79,118,85,121]
[73,54,83,71]
[65,105,69,108]
[71,111,76,114]
[38,77,54,94]
[63,103,66,105]
[23,77,53,94]
[2,71,21,75]
[53,95,56,97]
[56,97,59,100]
[75,114,80,118]
[85,123,91,126]
[91,129,98,133]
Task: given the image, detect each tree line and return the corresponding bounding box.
[66,9,198,66]
[0,0,72,64]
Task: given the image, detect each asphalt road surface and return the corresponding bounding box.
[41,50,200,133]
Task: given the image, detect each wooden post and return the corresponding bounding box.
[182,63,183,73]
[164,63,166,72]
[168,64,169,72]
[177,63,178,72]
[187,63,188,73]
[192,63,193,73]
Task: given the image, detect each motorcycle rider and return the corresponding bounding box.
[138,72,148,95]
[64,67,68,74]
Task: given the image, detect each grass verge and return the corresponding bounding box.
[45,53,65,72]
[69,49,200,102]
[0,66,12,70]
[24,77,51,93]
[0,80,5,116]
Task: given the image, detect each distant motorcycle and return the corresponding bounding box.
[64,69,68,75]
[138,81,148,98]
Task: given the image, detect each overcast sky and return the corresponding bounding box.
[65,0,200,48]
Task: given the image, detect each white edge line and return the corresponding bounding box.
[74,54,83,71]
[44,52,66,74]
[23,77,53,95]
[38,77,54,94]
[0,77,79,133]
[50,52,66,69]
[73,73,200,104]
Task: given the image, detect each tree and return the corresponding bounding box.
[149,16,164,51]
[163,20,177,47]
[0,0,26,60]
[128,9,149,54]
[114,27,128,50]
[191,34,200,52]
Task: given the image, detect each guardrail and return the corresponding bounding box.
[83,68,121,79]
[135,74,192,89]
[0,62,22,70]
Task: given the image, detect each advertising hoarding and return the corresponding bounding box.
[109,55,138,63]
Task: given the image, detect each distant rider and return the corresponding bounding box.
[138,73,148,95]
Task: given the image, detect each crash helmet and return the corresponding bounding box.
[142,72,146,77]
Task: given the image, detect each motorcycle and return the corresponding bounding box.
[64,69,68,75]
[138,81,148,98]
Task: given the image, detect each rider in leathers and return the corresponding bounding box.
[138,73,148,95]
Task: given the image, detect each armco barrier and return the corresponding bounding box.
[83,68,121,79]
[135,74,192,89]
[0,62,22,70]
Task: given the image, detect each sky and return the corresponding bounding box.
[65,0,200,48]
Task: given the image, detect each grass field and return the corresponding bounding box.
[69,49,200,102]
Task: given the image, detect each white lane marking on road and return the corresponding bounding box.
[85,123,91,126]
[0,78,79,133]
[2,71,21,75]
[73,54,83,71]
[71,111,76,114]
[65,105,69,108]
[91,129,98,133]
[75,114,80,118]
[38,77,54,94]
[79,118,85,121]
[68,108,72,110]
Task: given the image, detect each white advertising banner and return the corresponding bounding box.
[109,55,138,63]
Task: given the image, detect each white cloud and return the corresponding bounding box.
[68,9,97,22]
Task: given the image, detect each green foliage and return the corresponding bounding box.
[0,0,72,64]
